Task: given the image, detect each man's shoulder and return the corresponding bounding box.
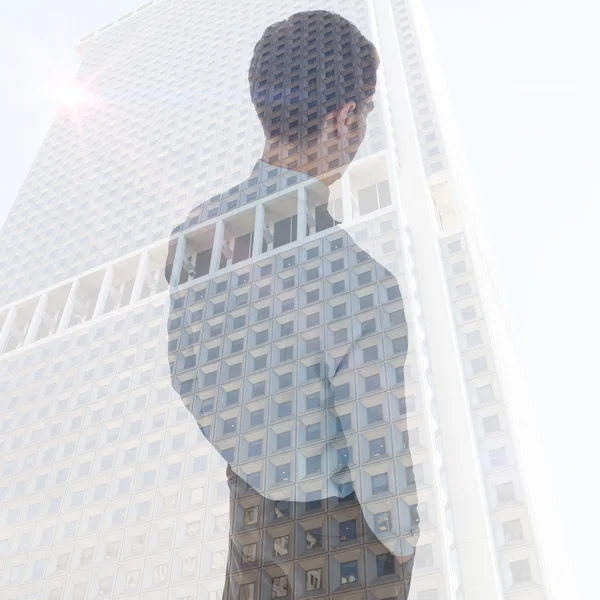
[171,174,258,235]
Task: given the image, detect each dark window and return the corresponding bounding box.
[339,519,357,541]
[337,446,352,467]
[369,438,386,458]
[277,431,291,449]
[306,289,319,303]
[252,381,266,397]
[305,527,322,549]
[275,464,290,483]
[367,404,383,424]
[254,355,267,370]
[278,400,292,417]
[306,364,321,380]
[279,373,293,390]
[280,321,294,336]
[274,500,290,519]
[250,409,264,427]
[257,307,270,321]
[359,294,374,310]
[332,280,345,294]
[336,414,351,433]
[305,423,321,441]
[371,472,389,494]
[306,312,319,327]
[331,258,344,272]
[376,553,396,577]
[223,418,237,435]
[365,374,381,392]
[226,389,240,405]
[248,440,262,457]
[340,560,359,584]
[333,328,347,343]
[305,490,321,511]
[361,319,376,336]
[255,330,268,345]
[305,455,321,474]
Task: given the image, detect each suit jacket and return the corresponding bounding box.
[165,160,419,600]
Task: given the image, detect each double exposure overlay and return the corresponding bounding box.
[0,2,551,600]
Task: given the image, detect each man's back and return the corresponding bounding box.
[166,161,418,600]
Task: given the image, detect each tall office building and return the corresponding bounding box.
[0,1,550,600]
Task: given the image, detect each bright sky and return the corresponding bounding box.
[1,1,597,598]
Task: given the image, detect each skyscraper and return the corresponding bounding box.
[0,1,551,600]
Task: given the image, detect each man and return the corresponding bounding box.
[166,10,418,600]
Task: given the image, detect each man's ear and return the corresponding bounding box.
[336,101,357,139]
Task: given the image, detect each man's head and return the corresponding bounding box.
[249,11,380,179]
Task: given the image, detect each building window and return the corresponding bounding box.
[393,336,408,354]
[477,384,494,403]
[489,447,508,468]
[367,404,383,423]
[374,511,392,532]
[271,576,289,598]
[306,392,320,409]
[371,472,389,494]
[248,440,262,458]
[333,328,347,343]
[223,418,237,435]
[306,337,320,353]
[306,423,321,441]
[376,553,396,577]
[471,356,488,374]
[274,500,290,518]
[335,414,351,433]
[306,490,321,511]
[369,437,386,458]
[277,431,291,449]
[306,363,321,380]
[241,584,255,600]
[358,180,391,215]
[510,559,532,584]
[250,409,264,427]
[246,472,261,490]
[275,464,291,483]
[415,544,434,568]
[226,389,240,405]
[339,519,357,541]
[279,373,293,390]
[242,543,257,564]
[496,481,515,502]
[503,519,523,542]
[363,345,378,362]
[280,321,294,336]
[244,506,259,526]
[306,568,322,591]
[252,381,266,398]
[361,318,376,336]
[273,535,289,556]
[359,294,374,310]
[340,560,359,584]
[278,400,292,417]
[337,446,352,467]
[306,455,321,474]
[305,528,322,550]
[365,374,381,392]
[482,415,500,433]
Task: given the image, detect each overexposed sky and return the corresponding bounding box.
[1,1,597,598]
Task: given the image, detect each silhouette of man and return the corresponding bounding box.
[166,10,418,600]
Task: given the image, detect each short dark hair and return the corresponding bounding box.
[248,11,380,140]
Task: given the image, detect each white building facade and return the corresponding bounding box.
[0,1,550,599]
